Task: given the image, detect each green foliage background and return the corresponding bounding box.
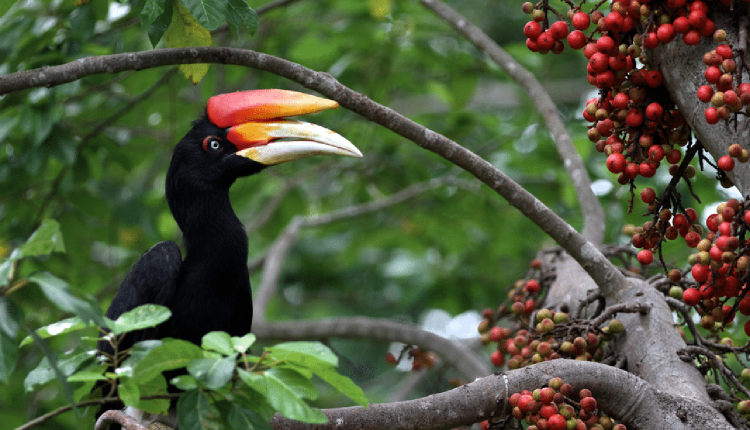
[0,0,734,428]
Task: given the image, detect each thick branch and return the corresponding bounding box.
[419,0,605,245]
[271,360,731,430]
[0,46,625,315]
[253,316,490,380]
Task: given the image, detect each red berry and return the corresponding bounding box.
[643,32,659,49]
[525,279,540,293]
[705,106,719,124]
[548,414,567,430]
[386,352,397,364]
[596,36,616,55]
[645,102,664,120]
[490,350,505,367]
[692,264,710,282]
[688,10,707,28]
[524,21,543,40]
[537,31,555,50]
[607,153,627,173]
[526,38,540,52]
[657,24,676,43]
[718,155,735,171]
[567,30,587,49]
[637,249,654,265]
[716,44,733,60]
[685,231,701,247]
[645,70,663,87]
[697,85,714,102]
[572,12,591,30]
[744,320,750,337]
[639,162,656,178]
[580,396,597,413]
[550,21,569,40]
[648,145,665,162]
[683,30,701,45]
[673,16,690,34]
[626,109,643,127]
[612,92,629,110]
[667,149,681,164]
[705,66,722,84]
[683,288,700,306]
[641,187,656,203]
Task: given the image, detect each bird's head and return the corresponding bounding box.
[169,89,362,189]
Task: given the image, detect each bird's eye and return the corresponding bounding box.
[202,136,223,153]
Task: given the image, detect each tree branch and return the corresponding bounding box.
[252,175,460,321]
[0,46,626,316]
[253,316,490,380]
[270,360,732,430]
[419,0,605,245]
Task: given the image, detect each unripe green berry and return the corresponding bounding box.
[608,319,624,334]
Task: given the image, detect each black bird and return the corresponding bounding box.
[94,89,361,426]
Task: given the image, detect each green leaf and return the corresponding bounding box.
[177,389,221,430]
[24,330,78,413]
[226,403,272,430]
[0,257,13,288]
[108,304,171,335]
[0,330,18,382]
[187,354,236,390]
[28,272,104,325]
[202,331,233,355]
[231,333,255,353]
[133,338,204,382]
[307,364,369,408]
[24,350,93,391]
[124,373,171,414]
[224,0,257,34]
[141,0,173,46]
[67,364,108,382]
[166,2,211,84]
[268,368,317,400]
[237,369,327,423]
[171,374,199,390]
[121,340,164,370]
[0,296,23,338]
[20,316,87,347]
[19,219,65,258]
[267,342,338,367]
[119,377,140,408]
[180,0,225,31]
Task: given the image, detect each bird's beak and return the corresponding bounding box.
[207,89,362,165]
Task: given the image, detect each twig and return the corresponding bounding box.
[253,316,490,380]
[418,0,605,245]
[252,175,459,321]
[589,302,651,328]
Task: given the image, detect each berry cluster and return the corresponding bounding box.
[385,346,437,371]
[480,378,627,430]
[674,198,750,334]
[696,41,750,125]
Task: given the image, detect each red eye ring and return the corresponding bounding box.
[202,136,223,153]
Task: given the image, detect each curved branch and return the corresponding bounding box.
[270,360,731,430]
[253,316,490,380]
[94,410,148,430]
[0,46,626,296]
[419,0,605,245]
[252,175,459,321]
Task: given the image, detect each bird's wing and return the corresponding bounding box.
[104,241,183,321]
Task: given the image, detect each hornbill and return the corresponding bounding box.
[94,89,361,426]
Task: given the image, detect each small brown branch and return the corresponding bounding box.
[253,316,490,380]
[252,175,459,322]
[419,0,605,245]
[256,0,302,14]
[589,302,651,328]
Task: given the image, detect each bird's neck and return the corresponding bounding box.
[168,185,249,263]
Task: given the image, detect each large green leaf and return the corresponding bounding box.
[140,0,173,46]
[201,331,233,355]
[107,304,171,335]
[180,0,225,31]
[187,354,236,390]
[225,403,272,430]
[237,369,327,423]
[231,333,255,353]
[224,0,257,34]
[268,368,318,401]
[18,219,65,257]
[177,389,221,430]
[120,374,170,414]
[0,296,23,338]
[24,350,93,392]
[266,342,338,367]
[28,272,103,325]
[165,2,211,83]
[133,338,204,382]
[0,330,18,382]
[20,316,87,347]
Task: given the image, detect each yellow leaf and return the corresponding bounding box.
[165,1,212,84]
[367,0,392,19]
